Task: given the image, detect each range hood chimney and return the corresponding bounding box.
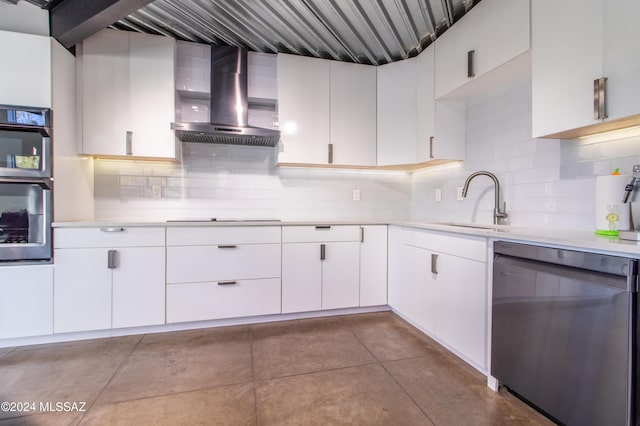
[171,45,280,147]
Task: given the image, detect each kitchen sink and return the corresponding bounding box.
[433,222,511,232]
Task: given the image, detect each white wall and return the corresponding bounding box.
[411,75,640,231]
[0,2,48,36]
[92,143,411,221]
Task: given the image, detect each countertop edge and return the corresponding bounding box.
[52,220,640,256]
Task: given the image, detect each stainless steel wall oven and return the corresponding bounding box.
[0,105,52,263]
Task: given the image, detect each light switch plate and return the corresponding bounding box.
[435,188,442,202]
[352,189,361,201]
[456,187,464,201]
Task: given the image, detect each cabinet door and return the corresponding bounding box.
[402,244,437,335]
[330,61,377,166]
[387,226,404,311]
[359,226,388,307]
[603,0,640,122]
[377,58,418,166]
[0,265,53,339]
[531,0,603,137]
[0,30,51,108]
[54,248,112,333]
[282,243,322,313]
[435,0,530,99]
[112,246,166,328]
[81,29,131,156]
[129,32,176,159]
[415,46,436,163]
[435,253,486,368]
[322,242,360,310]
[277,54,330,164]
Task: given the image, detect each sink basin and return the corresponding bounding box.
[433,222,511,232]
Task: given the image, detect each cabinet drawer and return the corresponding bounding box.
[167,278,281,323]
[282,225,360,243]
[404,229,486,262]
[167,226,280,246]
[54,227,165,248]
[167,243,281,283]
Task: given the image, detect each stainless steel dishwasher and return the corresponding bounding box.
[491,241,638,426]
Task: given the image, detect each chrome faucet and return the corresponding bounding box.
[461,171,508,225]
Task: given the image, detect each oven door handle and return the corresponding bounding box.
[0,178,52,189]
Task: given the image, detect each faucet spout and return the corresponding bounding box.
[461,171,508,225]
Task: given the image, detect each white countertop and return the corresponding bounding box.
[52,219,640,257]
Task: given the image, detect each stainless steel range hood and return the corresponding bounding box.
[171,45,280,147]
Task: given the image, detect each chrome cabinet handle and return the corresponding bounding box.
[360,227,364,243]
[328,144,333,164]
[126,131,133,155]
[100,227,124,233]
[467,50,475,78]
[107,249,117,269]
[431,253,438,274]
[217,245,237,249]
[429,136,434,159]
[594,77,608,120]
[218,281,237,286]
[320,244,326,260]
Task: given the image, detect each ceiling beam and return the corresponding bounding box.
[49,0,154,48]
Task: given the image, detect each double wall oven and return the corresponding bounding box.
[0,105,52,262]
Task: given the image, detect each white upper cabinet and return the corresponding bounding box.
[532,0,640,138]
[435,0,530,99]
[79,29,177,159]
[416,46,466,164]
[378,46,465,168]
[277,54,376,167]
[277,53,331,165]
[377,57,418,166]
[0,30,51,108]
[329,61,377,166]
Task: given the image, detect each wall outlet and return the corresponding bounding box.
[435,188,442,202]
[456,187,464,201]
[152,185,162,200]
[352,189,361,201]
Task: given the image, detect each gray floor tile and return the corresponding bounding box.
[80,383,255,426]
[96,325,253,405]
[0,411,82,426]
[255,363,432,426]
[0,338,138,421]
[251,318,376,380]
[341,312,444,361]
[383,354,554,426]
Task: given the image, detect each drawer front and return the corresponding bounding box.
[167,278,281,323]
[167,243,281,283]
[54,227,165,248]
[404,228,486,262]
[282,225,360,243]
[167,226,281,246]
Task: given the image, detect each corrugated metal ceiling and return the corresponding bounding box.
[29,0,480,65]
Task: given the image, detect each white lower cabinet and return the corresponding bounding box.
[282,226,361,313]
[359,225,388,306]
[53,227,166,333]
[388,226,488,369]
[165,226,282,323]
[0,265,53,339]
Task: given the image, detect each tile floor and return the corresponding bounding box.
[0,312,553,425]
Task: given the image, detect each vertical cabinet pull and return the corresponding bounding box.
[431,253,438,274]
[126,131,133,156]
[320,244,326,260]
[107,249,117,269]
[360,227,364,243]
[593,77,608,120]
[467,50,475,78]
[328,144,334,164]
[429,136,435,159]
